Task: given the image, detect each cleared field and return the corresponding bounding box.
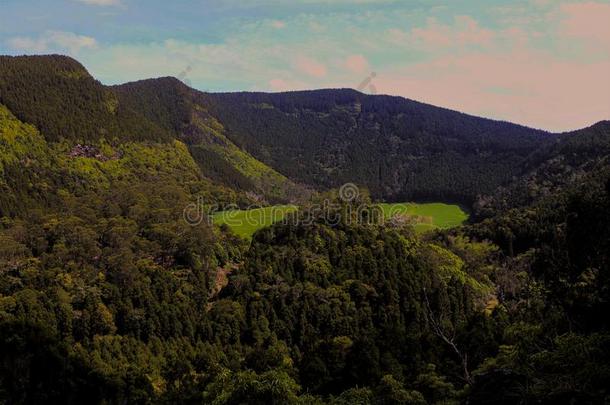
[377,202,468,232]
[213,202,468,239]
[211,205,298,239]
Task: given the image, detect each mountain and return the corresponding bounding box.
[198,90,552,204]
[0,55,170,143]
[114,79,557,205]
[114,77,310,203]
[5,54,605,208]
[0,55,305,204]
[474,120,610,217]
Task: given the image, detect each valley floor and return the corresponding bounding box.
[212,202,469,239]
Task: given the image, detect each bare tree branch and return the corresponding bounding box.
[423,287,472,385]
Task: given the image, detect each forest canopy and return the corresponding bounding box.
[0,55,609,404]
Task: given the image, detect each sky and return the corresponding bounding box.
[1,0,609,131]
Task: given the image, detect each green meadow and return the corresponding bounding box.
[213,202,468,239]
[377,202,469,233]
[211,205,298,239]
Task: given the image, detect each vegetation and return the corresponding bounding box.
[115,78,309,203]
[0,55,170,143]
[378,202,468,232]
[213,202,468,239]
[212,205,298,239]
[0,54,609,404]
[199,89,553,204]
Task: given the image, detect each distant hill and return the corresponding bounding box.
[474,120,610,217]
[113,78,557,205]
[198,90,553,204]
[0,55,170,143]
[114,78,309,203]
[2,54,608,208]
[0,55,305,203]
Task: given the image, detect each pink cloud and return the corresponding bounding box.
[502,27,529,48]
[269,78,290,91]
[344,54,369,74]
[268,77,309,92]
[293,56,327,78]
[375,49,610,131]
[270,20,286,29]
[411,18,452,47]
[454,16,495,46]
[560,2,610,48]
[373,11,609,130]
[407,16,495,49]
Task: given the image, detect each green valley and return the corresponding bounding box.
[213,202,468,239]
[378,202,469,232]
[212,205,298,239]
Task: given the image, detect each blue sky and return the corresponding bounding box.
[1,0,609,131]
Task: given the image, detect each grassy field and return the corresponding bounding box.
[377,202,469,233]
[211,205,298,239]
[213,202,468,239]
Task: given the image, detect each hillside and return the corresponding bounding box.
[0,55,170,143]
[474,120,610,217]
[199,90,553,204]
[114,78,309,203]
[0,55,306,204]
[110,76,559,205]
[4,55,608,209]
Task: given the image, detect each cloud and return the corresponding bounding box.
[293,55,327,78]
[308,21,325,33]
[270,20,286,29]
[344,54,369,74]
[559,2,610,48]
[269,78,290,91]
[398,15,495,49]
[375,49,610,131]
[269,77,309,91]
[6,37,47,53]
[74,0,121,5]
[7,31,97,54]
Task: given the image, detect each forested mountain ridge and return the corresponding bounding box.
[5,54,607,208]
[196,90,609,208]
[474,120,610,217]
[0,55,305,203]
[0,55,170,143]
[114,76,608,207]
[114,77,310,203]
[198,90,554,204]
[112,80,556,204]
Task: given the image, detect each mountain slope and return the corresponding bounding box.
[0,102,249,217]
[115,78,310,203]
[474,120,610,217]
[3,54,608,209]
[113,77,557,205]
[0,55,170,143]
[199,90,553,204]
[0,55,305,203]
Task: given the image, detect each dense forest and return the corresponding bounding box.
[0,55,609,404]
[198,90,553,204]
